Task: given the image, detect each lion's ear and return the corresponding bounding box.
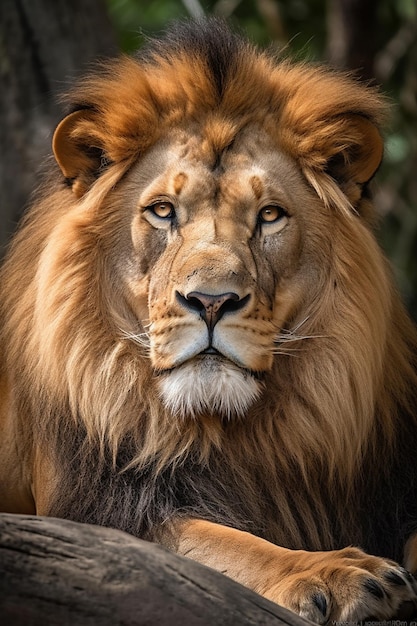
[53,110,108,197]
[326,115,384,200]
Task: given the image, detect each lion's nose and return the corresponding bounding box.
[176,291,250,330]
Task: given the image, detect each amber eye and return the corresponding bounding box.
[148,201,175,219]
[258,205,287,223]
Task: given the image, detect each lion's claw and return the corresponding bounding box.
[364,577,386,599]
[312,592,328,617]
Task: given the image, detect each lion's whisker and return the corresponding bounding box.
[272,349,301,358]
[288,315,311,334]
[119,328,151,348]
[274,317,327,347]
[274,333,326,344]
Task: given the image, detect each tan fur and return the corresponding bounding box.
[1,20,417,623]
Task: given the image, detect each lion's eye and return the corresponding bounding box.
[148,202,175,220]
[258,205,287,224]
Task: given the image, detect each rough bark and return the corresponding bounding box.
[0,513,310,626]
[0,0,117,255]
[326,0,379,80]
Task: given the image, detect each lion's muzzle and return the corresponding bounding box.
[152,284,267,418]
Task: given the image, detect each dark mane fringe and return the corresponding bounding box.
[45,413,359,553]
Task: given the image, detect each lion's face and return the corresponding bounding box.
[49,40,385,424]
[113,124,323,418]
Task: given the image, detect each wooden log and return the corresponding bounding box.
[0,513,309,626]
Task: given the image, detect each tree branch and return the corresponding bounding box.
[0,513,310,626]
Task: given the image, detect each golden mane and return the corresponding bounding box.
[1,19,416,558]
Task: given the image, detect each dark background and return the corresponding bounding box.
[1,0,416,317]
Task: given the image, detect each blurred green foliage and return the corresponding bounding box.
[105,0,417,317]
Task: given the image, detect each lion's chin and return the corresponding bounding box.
[158,356,262,419]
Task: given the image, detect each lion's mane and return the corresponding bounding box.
[1,19,417,558]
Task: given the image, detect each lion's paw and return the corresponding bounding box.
[264,548,417,624]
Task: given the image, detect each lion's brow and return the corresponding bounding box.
[250,176,264,200]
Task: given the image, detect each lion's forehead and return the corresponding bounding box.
[134,126,305,219]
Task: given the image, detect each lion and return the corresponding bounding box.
[1,18,417,623]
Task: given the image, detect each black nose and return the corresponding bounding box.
[177,291,250,330]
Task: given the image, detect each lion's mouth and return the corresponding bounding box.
[156,350,264,381]
[201,346,222,356]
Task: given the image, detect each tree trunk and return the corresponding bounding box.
[326,0,379,80]
[0,513,309,626]
[0,0,117,255]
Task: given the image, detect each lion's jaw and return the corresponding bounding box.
[158,356,262,419]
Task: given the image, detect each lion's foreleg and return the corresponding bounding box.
[164,519,291,595]
[162,519,417,624]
